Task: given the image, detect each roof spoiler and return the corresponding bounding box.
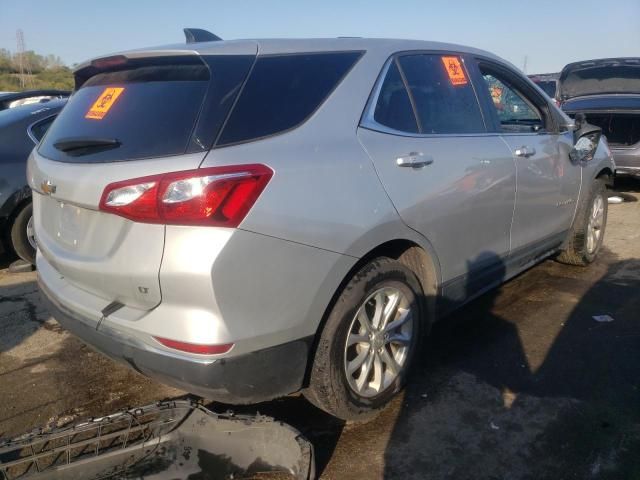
[184,28,222,44]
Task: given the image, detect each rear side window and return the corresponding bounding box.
[373,61,419,133]
[398,54,485,134]
[217,52,362,146]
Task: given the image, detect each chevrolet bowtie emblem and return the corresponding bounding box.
[41,180,57,195]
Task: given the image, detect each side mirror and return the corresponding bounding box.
[569,113,602,164]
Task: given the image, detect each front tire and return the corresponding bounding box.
[10,203,36,265]
[557,178,607,266]
[304,258,424,421]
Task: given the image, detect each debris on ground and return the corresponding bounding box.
[592,315,615,323]
[7,260,34,274]
[608,196,624,204]
[0,400,315,480]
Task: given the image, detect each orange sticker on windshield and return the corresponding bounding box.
[85,87,124,120]
[441,57,467,86]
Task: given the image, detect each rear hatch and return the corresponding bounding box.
[558,58,640,101]
[29,47,256,310]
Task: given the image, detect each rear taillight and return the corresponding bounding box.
[99,164,272,227]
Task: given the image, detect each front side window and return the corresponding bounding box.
[480,70,544,133]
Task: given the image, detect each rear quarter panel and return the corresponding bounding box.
[198,48,443,341]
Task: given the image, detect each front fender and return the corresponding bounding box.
[589,137,616,185]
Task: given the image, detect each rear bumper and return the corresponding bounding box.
[39,276,312,404]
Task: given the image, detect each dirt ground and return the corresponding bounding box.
[1,179,639,479]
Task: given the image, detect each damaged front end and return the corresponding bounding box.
[0,401,314,480]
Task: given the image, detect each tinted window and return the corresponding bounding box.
[30,116,56,142]
[38,56,252,163]
[39,59,209,163]
[373,60,418,133]
[217,52,362,146]
[398,54,485,134]
[480,71,544,133]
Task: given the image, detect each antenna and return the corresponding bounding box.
[16,29,34,89]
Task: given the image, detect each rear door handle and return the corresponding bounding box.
[514,146,536,158]
[396,152,434,168]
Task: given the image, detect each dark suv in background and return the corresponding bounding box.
[559,58,640,177]
[1,97,67,264]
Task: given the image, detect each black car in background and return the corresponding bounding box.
[0,90,69,111]
[559,58,640,177]
[0,99,67,264]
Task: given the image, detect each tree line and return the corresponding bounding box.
[0,48,74,92]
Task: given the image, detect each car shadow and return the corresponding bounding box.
[381,252,640,479]
[0,253,42,355]
[612,176,640,197]
[0,253,13,270]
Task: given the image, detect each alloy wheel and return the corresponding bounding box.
[26,215,37,250]
[344,286,414,398]
[587,194,604,254]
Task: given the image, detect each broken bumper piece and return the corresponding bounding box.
[0,400,315,479]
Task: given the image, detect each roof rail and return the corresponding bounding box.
[184,28,222,44]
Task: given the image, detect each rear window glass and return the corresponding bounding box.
[398,54,485,134]
[217,52,362,146]
[39,58,212,163]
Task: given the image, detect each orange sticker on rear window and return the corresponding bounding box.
[85,87,124,120]
[441,57,468,86]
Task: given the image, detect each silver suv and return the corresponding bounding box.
[29,35,614,420]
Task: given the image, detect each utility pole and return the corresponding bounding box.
[523,55,528,74]
[16,29,34,89]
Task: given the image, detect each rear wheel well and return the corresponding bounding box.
[302,239,438,388]
[358,240,438,302]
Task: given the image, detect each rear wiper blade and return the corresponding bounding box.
[54,137,121,156]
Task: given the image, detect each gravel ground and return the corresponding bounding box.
[1,178,639,479]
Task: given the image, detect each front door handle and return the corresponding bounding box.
[396,152,434,168]
[514,146,536,158]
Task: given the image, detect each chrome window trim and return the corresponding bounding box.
[27,113,58,145]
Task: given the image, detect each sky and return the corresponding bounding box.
[1,0,638,74]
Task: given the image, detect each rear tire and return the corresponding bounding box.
[304,257,424,421]
[10,203,36,265]
[557,178,607,266]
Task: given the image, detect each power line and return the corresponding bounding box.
[16,29,34,89]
